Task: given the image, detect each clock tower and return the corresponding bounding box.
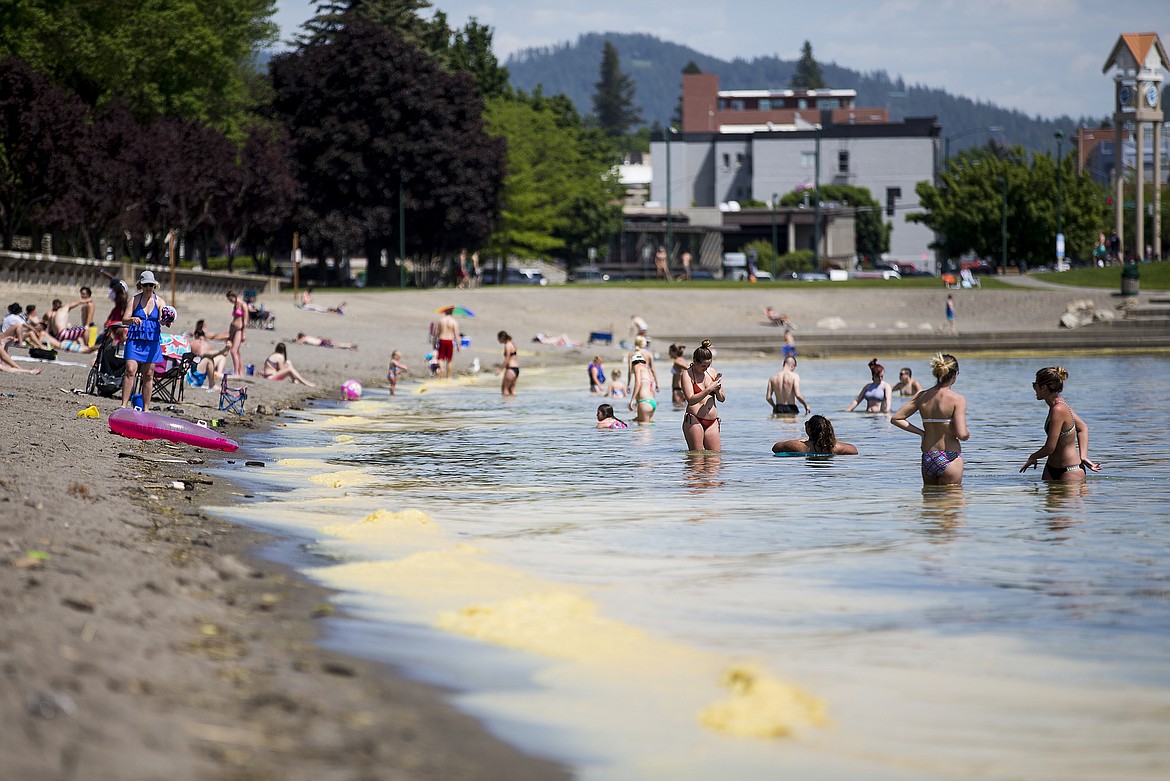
[1104,33,1168,261]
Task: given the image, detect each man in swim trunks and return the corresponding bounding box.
[765,355,809,416]
[434,312,461,378]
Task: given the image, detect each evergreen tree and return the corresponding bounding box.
[448,18,511,100]
[301,0,447,50]
[789,41,826,90]
[591,40,642,137]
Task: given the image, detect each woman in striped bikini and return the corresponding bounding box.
[890,353,969,486]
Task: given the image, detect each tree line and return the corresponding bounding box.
[0,0,625,284]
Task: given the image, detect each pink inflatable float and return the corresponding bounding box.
[109,408,239,452]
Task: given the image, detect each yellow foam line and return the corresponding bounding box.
[698,665,828,737]
[308,469,370,489]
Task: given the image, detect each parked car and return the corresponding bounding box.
[689,269,717,280]
[481,267,548,286]
[960,258,995,275]
[569,266,610,282]
[791,271,830,281]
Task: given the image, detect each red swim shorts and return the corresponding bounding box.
[436,339,454,362]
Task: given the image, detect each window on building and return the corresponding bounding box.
[838,150,849,174]
[722,153,731,170]
[717,99,728,111]
[821,99,840,110]
[758,99,771,111]
[731,99,745,111]
[801,152,816,168]
[798,99,808,109]
[736,153,745,171]
[886,187,902,217]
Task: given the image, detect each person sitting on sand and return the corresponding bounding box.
[772,415,857,455]
[596,403,629,429]
[0,341,42,374]
[261,343,315,386]
[186,321,230,389]
[295,332,358,350]
[299,286,345,314]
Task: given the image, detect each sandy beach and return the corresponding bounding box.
[0,278,1149,779]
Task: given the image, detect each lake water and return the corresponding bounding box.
[212,354,1170,781]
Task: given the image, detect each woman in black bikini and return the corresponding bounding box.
[498,330,519,396]
[1021,366,1101,482]
[681,340,724,451]
[669,343,688,404]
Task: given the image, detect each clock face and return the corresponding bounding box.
[1146,84,1160,108]
[1119,85,1134,107]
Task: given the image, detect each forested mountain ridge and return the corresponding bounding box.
[506,32,1094,156]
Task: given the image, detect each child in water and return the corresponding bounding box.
[596,403,629,429]
[605,368,627,398]
[386,350,409,395]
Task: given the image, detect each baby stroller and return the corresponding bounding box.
[85,325,126,397]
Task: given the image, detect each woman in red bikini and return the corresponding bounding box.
[681,339,725,451]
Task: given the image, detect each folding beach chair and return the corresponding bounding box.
[588,325,614,345]
[140,353,197,405]
[219,376,248,415]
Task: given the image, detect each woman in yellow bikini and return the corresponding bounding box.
[1020,366,1101,482]
[891,353,969,486]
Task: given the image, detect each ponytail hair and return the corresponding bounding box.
[868,358,884,377]
[692,339,713,363]
[1035,366,1068,393]
[930,353,958,383]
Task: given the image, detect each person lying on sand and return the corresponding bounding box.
[0,342,42,374]
[295,333,357,350]
[532,332,582,348]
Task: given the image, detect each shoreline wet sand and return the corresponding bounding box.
[2,281,1165,779]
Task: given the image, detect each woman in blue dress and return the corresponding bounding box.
[120,271,169,409]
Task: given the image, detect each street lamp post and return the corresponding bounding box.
[665,127,674,270]
[943,126,1003,172]
[813,124,821,271]
[1000,176,1008,276]
[770,192,778,278]
[1055,130,1064,264]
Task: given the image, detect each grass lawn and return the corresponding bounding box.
[565,276,1015,291]
[1030,261,1170,290]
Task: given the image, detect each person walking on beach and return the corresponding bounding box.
[435,312,461,379]
[772,415,857,455]
[497,331,519,396]
[765,355,809,416]
[890,353,969,486]
[120,271,168,409]
[943,293,957,335]
[1020,366,1101,482]
[628,355,656,423]
[679,250,693,281]
[846,359,892,413]
[654,246,670,282]
[681,340,724,451]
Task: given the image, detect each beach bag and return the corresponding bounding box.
[29,347,57,361]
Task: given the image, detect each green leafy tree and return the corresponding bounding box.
[789,41,826,90]
[0,0,278,134]
[780,184,889,259]
[484,92,623,265]
[908,144,1109,267]
[270,18,505,283]
[592,40,642,137]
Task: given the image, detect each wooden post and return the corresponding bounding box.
[292,231,300,304]
[168,231,176,307]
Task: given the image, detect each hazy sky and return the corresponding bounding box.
[273,1,1170,120]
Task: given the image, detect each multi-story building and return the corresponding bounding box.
[1079,123,1170,185]
[647,73,940,270]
